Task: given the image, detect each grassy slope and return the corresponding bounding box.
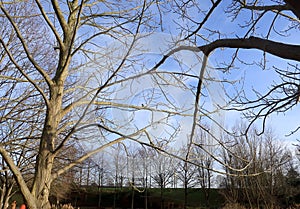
[68,187,225,208]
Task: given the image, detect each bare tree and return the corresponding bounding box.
[220,124,292,208]
[110,144,126,209]
[176,144,197,209]
[193,129,215,208]
[0,1,177,208]
[151,146,175,209]
[135,147,152,188]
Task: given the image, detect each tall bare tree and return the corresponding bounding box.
[0,1,170,208]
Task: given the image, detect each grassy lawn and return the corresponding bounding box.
[10,187,224,208]
[148,188,224,208]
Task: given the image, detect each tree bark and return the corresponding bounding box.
[31,151,54,209]
[30,120,56,208]
[0,147,37,209]
[31,84,64,209]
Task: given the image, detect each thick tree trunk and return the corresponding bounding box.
[31,150,54,209]
[30,92,62,209]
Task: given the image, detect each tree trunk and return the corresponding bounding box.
[0,179,13,209]
[184,168,188,209]
[31,150,54,209]
[30,96,62,209]
[160,184,164,209]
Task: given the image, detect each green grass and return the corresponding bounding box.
[148,188,224,208]
[50,187,225,208]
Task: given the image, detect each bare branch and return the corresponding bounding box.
[0,3,53,87]
[284,0,300,19]
[199,36,300,60]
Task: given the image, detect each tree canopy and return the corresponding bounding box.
[0,0,299,208]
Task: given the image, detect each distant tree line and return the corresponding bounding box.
[42,124,299,209]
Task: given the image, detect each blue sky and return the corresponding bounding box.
[73,0,300,163]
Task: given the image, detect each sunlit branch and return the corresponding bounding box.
[51,123,147,180]
[51,0,68,36]
[0,146,36,208]
[53,1,147,155]
[186,56,207,163]
[34,0,63,48]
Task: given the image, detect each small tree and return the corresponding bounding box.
[221,124,292,208]
[193,129,214,208]
[176,144,197,209]
[151,147,175,209]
